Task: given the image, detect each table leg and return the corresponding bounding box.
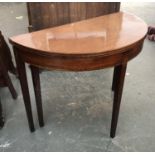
[30,65,44,127]
[112,66,120,91]
[14,47,35,132]
[0,99,4,128]
[110,63,127,138]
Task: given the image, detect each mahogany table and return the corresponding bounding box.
[9,11,147,138]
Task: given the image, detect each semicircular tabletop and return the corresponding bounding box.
[9,11,147,56]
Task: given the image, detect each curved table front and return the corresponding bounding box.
[9,11,147,138]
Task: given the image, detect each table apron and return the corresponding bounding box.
[15,41,143,71]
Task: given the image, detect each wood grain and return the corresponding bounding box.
[27,2,120,31]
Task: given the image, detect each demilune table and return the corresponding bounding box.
[9,11,147,138]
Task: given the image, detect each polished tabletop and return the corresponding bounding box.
[9,11,147,56]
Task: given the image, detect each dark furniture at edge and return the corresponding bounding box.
[0,31,18,128]
[0,98,4,128]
